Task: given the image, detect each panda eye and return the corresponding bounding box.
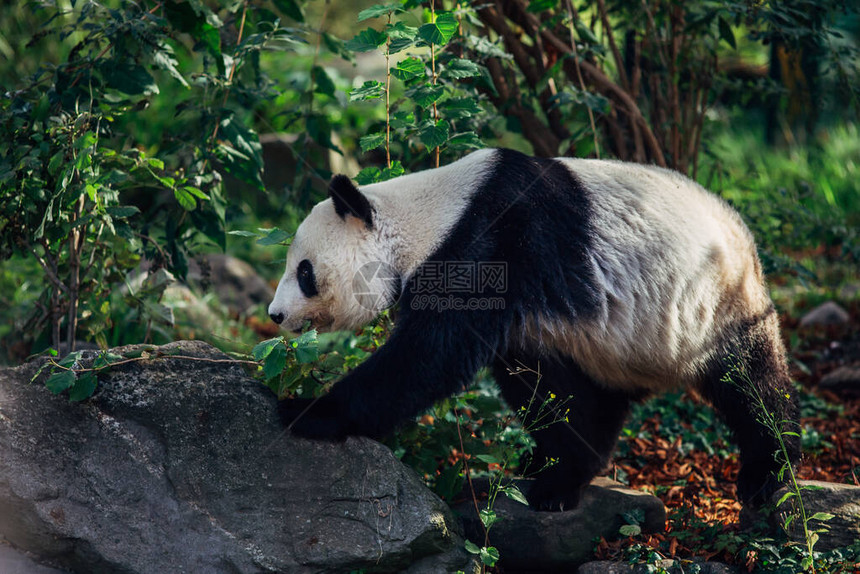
[297,259,318,298]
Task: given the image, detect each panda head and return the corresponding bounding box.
[268,175,400,333]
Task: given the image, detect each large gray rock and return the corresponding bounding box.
[0,341,470,573]
[819,366,860,394]
[771,480,860,551]
[188,254,274,315]
[452,477,666,571]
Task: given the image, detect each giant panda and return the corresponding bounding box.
[267,148,800,511]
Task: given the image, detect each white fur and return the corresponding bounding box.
[527,159,770,391]
[268,149,497,332]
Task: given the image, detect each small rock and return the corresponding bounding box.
[452,477,666,572]
[770,480,860,551]
[819,366,860,394]
[578,560,737,573]
[799,302,850,328]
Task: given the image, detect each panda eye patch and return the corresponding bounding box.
[297,259,319,298]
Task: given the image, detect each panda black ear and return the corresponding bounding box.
[329,175,374,229]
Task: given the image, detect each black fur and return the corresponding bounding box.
[329,174,374,229]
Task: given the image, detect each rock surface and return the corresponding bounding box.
[0,341,470,574]
[188,254,274,315]
[771,480,860,551]
[819,366,860,394]
[799,301,850,328]
[452,477,666,571]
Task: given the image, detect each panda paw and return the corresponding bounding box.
[278,397,350,441]
[526,476,584,512]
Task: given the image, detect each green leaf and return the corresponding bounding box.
[407,84,444,108]
[253,337,284,361]
[69,372,97,402]
[272,0,304,22]
[447,131,483,150]
[380,160,404,181]
[256,228,293,245]
[619,524,642,536]
[776,491,796,507]
[810,512,835,522]
[263,344,287,380]
[358,4,404,21]
[100,61,159,96]
[345,27,388,52]
[350,80,386,102]
[417,12,458,46]
[464,540,481,555]
[290,330,319,363]
[527,0,558,11]
[355,166,382,185]
[475,454,500,464]
[480,546,500,567]
[420,120,449,150]
[228,230,259,237]
[174,187,197,211]
[360,132,386,152]
[503,484,529,505]
[718,16,736,49]
[479,508,498,528]
[391,57,425,81]
[105,206,140,219]
[386,21,417,54]
[439,97,481,119]
[312,66,335,98]
[45,371,76,394]
[441,58,481,79]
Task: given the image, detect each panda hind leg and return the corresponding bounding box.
[493,351,633,511]
[699,311,801,509]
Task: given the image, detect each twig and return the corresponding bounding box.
[563,0,600,158]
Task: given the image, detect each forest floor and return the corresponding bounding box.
[599,300,860,569]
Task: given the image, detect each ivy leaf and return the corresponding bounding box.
[350,80,385,101]
[718,16,737,49]
[345,27,388,52]
[312,65,336,97]
[358,4,404,22]
[417,12,458,46]
[419,120,449,150]
[441,58,481,79]
[479,508,499,528]
[407,84,444,108]
[391,57,425,81]
[45,371,76,394]
[464,540,481,555]
[359,132,386,152]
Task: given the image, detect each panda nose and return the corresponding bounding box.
[269,312,284,325]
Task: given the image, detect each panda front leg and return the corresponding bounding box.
[493,350,633,511]
[700,312,801,508]
[280,307,504,441]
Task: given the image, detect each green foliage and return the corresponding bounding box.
[0,0,306,359]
